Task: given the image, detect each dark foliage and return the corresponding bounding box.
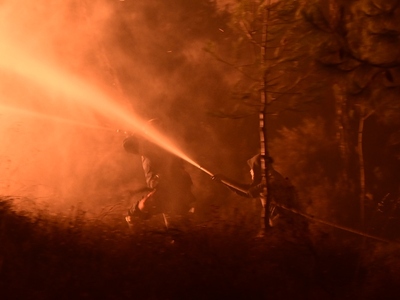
[1,197,400,300]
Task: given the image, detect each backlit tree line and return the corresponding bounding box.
[216,0,400,234]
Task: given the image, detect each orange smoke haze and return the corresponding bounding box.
[0,0,206,210]
[0,2,127,209]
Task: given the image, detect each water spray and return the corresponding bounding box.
[195,165,214,177]
[115,127,247,194]
[1,37,249,196]
[0,104,115,132]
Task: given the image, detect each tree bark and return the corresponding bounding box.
[333,83,351,179]
[260,0,272,230]
[357,111,366,227]
[357,106,374,228]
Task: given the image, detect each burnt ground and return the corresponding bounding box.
[1,197,400,300]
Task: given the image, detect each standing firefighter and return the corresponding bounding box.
[123,122,196,229]
[212,153,297,227]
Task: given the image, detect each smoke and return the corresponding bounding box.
[0,0,258,214]
[0,0,138,210]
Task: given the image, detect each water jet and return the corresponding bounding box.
[1,37,224,200]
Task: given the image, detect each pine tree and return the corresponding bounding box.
[210,0,312,229]
[300,0,400,227]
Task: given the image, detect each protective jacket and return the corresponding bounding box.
[214,154,296,207]
[125,135,195,217]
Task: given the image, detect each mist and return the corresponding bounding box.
[2,2,400,298]
[0,0,257,214]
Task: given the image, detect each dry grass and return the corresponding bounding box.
[1,196,400,300]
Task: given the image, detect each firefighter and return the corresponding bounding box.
[122,122,195,228]
[212,153,297,226]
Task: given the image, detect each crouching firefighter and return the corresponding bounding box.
[212,153,298,228]
[122,130,196,230]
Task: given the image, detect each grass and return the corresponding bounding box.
[1,196,400,300]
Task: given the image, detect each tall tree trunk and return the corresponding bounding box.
[357,111,366,227]
[357,106,374,228]
[260,0,272,231]
[333,83,351,179]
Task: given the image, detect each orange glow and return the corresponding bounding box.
[0,37,195,160]
[0,35,206,205]
[0,104,114,132]
[0,1,212,209]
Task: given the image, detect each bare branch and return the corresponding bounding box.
[238,20,263,48]
[204,48,260,81]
